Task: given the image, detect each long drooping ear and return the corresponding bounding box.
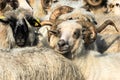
[41,0,52,10]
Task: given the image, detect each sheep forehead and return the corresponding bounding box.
[57,20,82,31]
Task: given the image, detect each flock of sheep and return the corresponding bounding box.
[0,0,120,80]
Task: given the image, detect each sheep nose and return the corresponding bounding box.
[58,39,66,47]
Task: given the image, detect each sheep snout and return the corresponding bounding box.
[57,39,70,54]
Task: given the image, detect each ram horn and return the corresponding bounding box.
[96,20,119,33]
[86,0,102,7]
[40,20,53,26]
[49,6,74,23]
[78,20,97,45]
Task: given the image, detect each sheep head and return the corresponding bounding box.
[46,20,97,59]
[0,10,41,47]
[47,19,118,57]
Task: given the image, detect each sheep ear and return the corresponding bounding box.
[47,30,58,42]
[0,17,9,24]
[26,15,41,27]
[33,19,41,27]
[48,30,58,35]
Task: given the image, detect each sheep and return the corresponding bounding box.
[52,5,120,54]
[0,8,41,48]
[0,46,82,80]
[38,5,118,51]
[46,19,120,80]
[38,0,98,47]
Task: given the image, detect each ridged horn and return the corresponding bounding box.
[78,20,97,45]
[86,0,102,7]
[49,6,74,23]
[40,20,53,26]
[96,20,119,33]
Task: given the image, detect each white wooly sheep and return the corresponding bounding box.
[38,1,96,47]
[106,0,120,15]
[0,47,82,80]
[48,20,120,80]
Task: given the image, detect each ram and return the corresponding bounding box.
[46,18,120,80]
[38,0,98,47]
[39,5,117,52]
[0,46,82,80]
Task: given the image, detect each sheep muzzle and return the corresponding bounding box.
[56,39,71,54]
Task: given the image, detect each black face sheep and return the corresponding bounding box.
[0,8,41,48]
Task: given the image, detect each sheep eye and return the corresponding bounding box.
[73,29,80,39]
[49,30,61,37]
[109,4,114,8]
[116,3,119,7]
[53,0,58,3]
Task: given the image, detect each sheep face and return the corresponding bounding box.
[49,20,83,55]
[14,18,29,47]
[106,0,120,15]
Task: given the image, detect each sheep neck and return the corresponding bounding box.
[71,41,100,79]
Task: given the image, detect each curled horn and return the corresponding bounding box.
[96,20,119,33]
[40,20,53,26]
[49,6,74,23]
[77,21,97,45]
[86,0,102,7]
[41,6,74,30]
[41,6,74,42]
